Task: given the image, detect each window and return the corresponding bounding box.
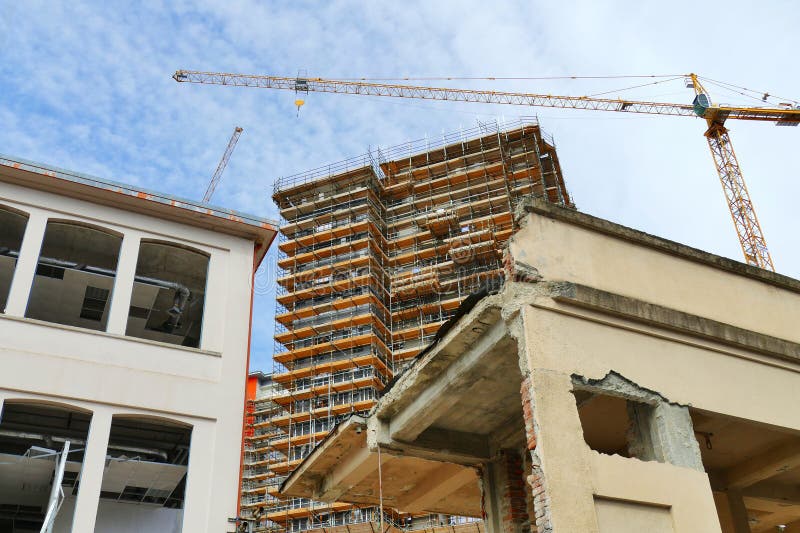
[25,221,122,331]
[0,401,92,532]
[97,415,192,516]
[0,206,29,312]
[125,241,209,348]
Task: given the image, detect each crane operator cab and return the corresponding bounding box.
[693,93,711,118]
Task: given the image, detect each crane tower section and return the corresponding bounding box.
[203,126,243,203]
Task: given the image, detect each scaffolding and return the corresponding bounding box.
[381,117,571,367]
[251,117,573,533]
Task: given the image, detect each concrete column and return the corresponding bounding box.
[106,233,140,335]
[181,421,214,533]
[627,401,704,471]
[726,489,752,533]
[481,460,504,533]
[520,370,599,533]
[4,212,47,316]
[199,251,227,352]
[497,449,529,533]
[71,409,112,531]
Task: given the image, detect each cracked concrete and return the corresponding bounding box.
[572,371,705,472]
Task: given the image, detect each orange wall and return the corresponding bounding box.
[243,374,259,438]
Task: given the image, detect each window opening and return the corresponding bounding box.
[125,241,209,348]
[25,221,122,331]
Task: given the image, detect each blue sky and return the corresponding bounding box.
[2,1,799,371]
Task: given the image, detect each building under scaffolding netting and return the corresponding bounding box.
[248,117,574,533]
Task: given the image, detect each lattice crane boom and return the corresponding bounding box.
[174,70,800,123]
[685,75,776,270]
[204,126,243,203]
[175,70,800,270]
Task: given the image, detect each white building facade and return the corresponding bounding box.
[0,155,276,532]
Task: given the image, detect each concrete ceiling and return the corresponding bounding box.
[135,242,208,290]
[282,299,518,517]
[40,222,121,271]
[0,454,186,507]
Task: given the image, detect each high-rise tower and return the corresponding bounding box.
[250,119,573,533]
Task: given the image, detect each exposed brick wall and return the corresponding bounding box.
[522,453,536,533]
[520,378,537,452]
[503,251,542,285]
[520,377,553,533]
[499,450,530,533]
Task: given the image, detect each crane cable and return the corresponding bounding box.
[698,76,800,106]
[586,76,685,98]
[337,74,683,82]
[314,73,798,107]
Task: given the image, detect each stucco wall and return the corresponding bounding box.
[510,209,800,532]
[0,181,257,532]
[54,497,183,533]
[510,211,800,344]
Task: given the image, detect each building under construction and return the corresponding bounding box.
[245,118,574,532]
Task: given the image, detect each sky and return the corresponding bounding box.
[2,0,798,372]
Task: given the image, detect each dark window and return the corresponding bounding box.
[97,415,192,513]
[125,241,209,348]
[25,221,122,331]
[0,401,92,530]
[128,305,150,319]
[79,286,110,321]
[35,264,65,279]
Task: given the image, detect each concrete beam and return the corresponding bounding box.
[727,441,800,489]
[371,418,489,466]
[628,401,705,471]
[414,428,490,459]
[281,416,369,499]
[394,463,477,513]
[744,497,800,533]
[743,481,800,506]
[317,443,391,501]
[726,489,753,533]
[389,318,507,442]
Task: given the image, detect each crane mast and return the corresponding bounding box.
[175,70,800,270]
[705,122,773,269]
[687,75,775,270]
[204,126,243,203]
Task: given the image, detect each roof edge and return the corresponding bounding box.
[0,153,278,231]
[517,198,800,294]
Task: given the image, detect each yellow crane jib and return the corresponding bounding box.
[173,69,800,271]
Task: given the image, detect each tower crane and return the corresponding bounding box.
[203,126,243,203]
[174,70,800,271]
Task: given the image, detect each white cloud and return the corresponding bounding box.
[2,0,798,371]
